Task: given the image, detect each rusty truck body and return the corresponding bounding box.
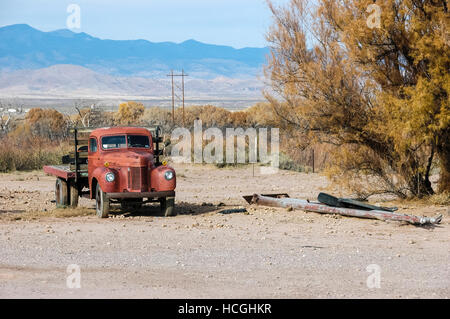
[43,126,176,218]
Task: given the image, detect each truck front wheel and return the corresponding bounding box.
[160,197,176,217]
[95,183,110,218]
[55,178,69,208]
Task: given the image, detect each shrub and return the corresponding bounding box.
[0,136,69,172]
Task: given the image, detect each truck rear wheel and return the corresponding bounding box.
[55,178,69,208]
[160,197,176,217]
[95,183,110,218]
[69,181,79,208]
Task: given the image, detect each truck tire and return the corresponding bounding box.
[160,197,176,217]
[95,183,110,218]
[69,181,79,208]
[55,178,69,208]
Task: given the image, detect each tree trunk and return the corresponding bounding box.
[408,174,434,198]
[437,130,450,193]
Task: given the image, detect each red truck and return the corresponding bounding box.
[44,126,176,218]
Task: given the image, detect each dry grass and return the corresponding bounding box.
[426,192,450,206]
[1,207,93,221]
[383,192,450,207]
[0,136,69,173]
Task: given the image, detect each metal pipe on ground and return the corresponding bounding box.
[250,194,442,226]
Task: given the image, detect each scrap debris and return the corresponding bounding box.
[242,193,289,203]
[317,193,398,212]
[244,193,442,226]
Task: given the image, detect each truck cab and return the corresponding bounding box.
[44,126,176,218]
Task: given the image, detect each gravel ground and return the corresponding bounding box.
[0,164,449,298]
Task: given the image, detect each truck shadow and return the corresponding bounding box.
[109,201,220,218]
[174,201,223,216]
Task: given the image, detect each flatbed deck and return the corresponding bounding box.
[43,165,88,180]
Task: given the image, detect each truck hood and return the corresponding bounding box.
[101,150,155,167]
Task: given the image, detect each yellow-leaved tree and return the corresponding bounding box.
[265,0,449,198]
[114,101,145,125]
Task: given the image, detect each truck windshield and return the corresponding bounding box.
[101,135,150,149]
[127,135,150,148]
[102,135,127,149]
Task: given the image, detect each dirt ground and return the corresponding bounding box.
[0,164,448,299]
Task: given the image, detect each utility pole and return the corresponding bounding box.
[167,69,188,126]
[181,69,185,126]
[170,70,174,124]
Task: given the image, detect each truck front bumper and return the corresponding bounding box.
[106,190,175,199]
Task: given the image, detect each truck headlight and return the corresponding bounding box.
[105,172,115,182]
[164,171,174,181]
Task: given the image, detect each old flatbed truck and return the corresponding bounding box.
[43,126,176,218]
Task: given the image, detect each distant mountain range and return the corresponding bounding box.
[0,64,265,101]
[0,24,269,79]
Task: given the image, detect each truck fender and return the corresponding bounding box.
[90,167,119,198]
[151,165,176,191]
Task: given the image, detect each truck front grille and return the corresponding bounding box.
[129,167,148,191]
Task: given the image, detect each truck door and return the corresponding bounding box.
[88,137,99,181]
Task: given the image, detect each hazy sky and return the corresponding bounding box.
[0,0,291,48]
